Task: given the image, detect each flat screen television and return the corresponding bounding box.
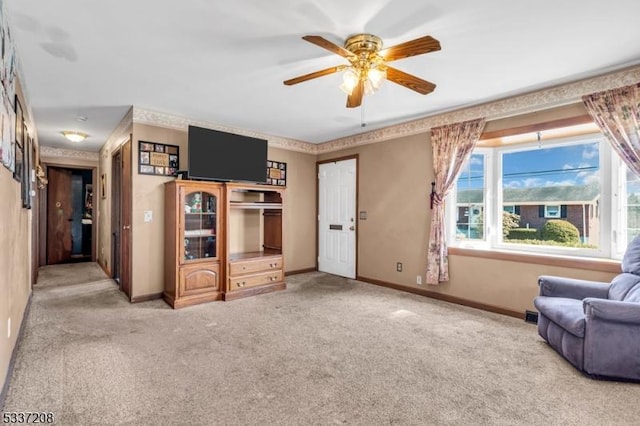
[187,125,267,183]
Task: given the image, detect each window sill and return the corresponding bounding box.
[448,247,621,273]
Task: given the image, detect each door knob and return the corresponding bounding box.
[349,226,355,231]
[123,225,131,230]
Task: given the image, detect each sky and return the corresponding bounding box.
[457,141,600,190]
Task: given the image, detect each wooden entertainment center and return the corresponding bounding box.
[163,180,285,308]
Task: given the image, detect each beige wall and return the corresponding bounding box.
[319,128,617,314]
[128,125,317,298]
[130,123,188,298]
[267,147,317,272]
[1,81,35,393]
[0,166,31,394]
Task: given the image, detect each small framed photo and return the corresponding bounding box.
[140,165,155,174]
[140,151,150,164]
[154,144,165,153]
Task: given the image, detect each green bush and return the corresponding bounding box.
[502,212,520,237]
[508,228,538,240]
[541,220,580,243]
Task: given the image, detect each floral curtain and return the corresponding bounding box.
[582,83,640,176]
[426,118,486,285]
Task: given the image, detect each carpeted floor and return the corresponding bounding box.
[3,263,639,425]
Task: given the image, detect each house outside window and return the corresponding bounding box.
[448,132,634,259]
[544,205,561,218]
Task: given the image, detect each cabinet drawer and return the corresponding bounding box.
[229,256,282,276]
[228,270,283,291]
[179,263,220,297]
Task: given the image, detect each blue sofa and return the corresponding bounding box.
[534,236,640,380]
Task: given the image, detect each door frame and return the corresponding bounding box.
[111,137,132,300]
[39,163,98,266]
[316,154,359,277]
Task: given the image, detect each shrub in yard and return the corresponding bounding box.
[508,228,538,240]
[541,220,580,243]
[502,212,520,238]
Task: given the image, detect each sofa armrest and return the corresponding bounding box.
[584,298,640,325]
[538,275,610,299]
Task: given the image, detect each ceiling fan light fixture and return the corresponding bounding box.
[368,67,386,89]
[339,67,359,95]
[61,130,88,143]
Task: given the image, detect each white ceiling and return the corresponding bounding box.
[6,0,640,152]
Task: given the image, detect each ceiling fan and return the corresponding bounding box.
[284,33,441,108]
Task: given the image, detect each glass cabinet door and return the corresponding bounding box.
[182,189,218,262]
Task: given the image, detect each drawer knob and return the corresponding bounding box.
[270,276,276,281]
[238,281,245,287]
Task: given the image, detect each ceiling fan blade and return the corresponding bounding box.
[346,80,364,108]
[302,35,356,60]
[284,65,346,86]
[379,35,441,62]
[385,66,436,95]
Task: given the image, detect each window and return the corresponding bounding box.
[455,153,485,241]
[544,205,561,218]
[448,133,634,259]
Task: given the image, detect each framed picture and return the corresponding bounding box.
[138,140,179,176]
[14,95,22,145]
[12,94,22,181]
[100,173,106,199]
[23,131,31,208]
[13,134,22,183]
[266,160,287,186]
[0,89,15,171]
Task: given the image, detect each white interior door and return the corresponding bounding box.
[318,158,356,279]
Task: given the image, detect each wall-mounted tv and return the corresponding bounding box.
[187,125,267,183]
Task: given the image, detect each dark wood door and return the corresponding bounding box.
[47,167,73,264]
[120,139,132,298]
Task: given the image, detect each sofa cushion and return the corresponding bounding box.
[621,235,640,275]
[608,273,640,301]
[623,283,640,303]
[534,296,585,337]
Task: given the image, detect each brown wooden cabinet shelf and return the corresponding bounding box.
[164,181,223,308]
[224,183,285,301]
[229,201,283,209]
[164,181,285,308]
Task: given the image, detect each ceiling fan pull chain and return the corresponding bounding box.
[361,102,366,127]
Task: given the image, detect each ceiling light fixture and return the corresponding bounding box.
[339,34,387,97]
[61,131,88,143]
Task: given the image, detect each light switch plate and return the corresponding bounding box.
[144,210,153,222]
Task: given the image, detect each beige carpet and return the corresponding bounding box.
[3,263,638,425]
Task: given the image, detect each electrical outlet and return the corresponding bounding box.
[396,262,403,272]
[7,317,11,339]
[416,275,422,285]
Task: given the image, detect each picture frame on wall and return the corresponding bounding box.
[100,173,106,199]
[14,94,21,143]
[23,132,31,208]
[0,88,14,170]
[12,94,22,181]
[266,160,287,186]
[13,134,22,183]
[138,140,179,176]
